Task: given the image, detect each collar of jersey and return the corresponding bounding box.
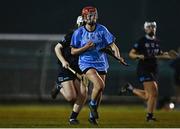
[145,34,156,40]
[84,24,97,32]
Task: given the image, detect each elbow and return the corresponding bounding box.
[71,48,76,55]
[54,46,58,53]
[129,52,135,60]
[71,51,76,55]
[128,52,132,59]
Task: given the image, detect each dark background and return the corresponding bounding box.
[0,0,180,50]
[0,0,179,102]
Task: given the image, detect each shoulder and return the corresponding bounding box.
[135,36,145,44]
[133,36,145,48]
[73,26,84,35]
[154,37,160,43]
[64,31,74,41]
[96,24,109,31]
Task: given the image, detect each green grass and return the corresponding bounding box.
[0,104,180,128]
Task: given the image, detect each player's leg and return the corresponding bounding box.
[133,89,148,100]
[51,68,75,99]
[96,74,106,106]
[88,74,106,124]
[69,78,88,124]
[73,78,88,112]
[175,84,180,107]
[121,83,148,100]
[144,81,158,121]
[60,80,77,103]
[51,82,62,99]
[86,69,105,119]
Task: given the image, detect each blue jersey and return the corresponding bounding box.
[71,24,115,72]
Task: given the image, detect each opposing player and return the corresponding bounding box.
[170,48,180,107]
[121,21,172,121]
[70,6,125,124]
[51,16,88,124]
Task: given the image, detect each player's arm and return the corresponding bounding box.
[155,51,171,59]
[54,43,69,68]
[71,41,94,55]
[109,43,125,62]
[129,48,144,60]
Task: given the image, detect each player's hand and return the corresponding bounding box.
[62,61,69,69]
[137,55,144,60]
[119,57,125,63]
[163,52,169,55]
[84,41,95,50]
[119,57,129,66]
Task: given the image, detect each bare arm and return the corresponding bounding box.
[109,43,121,59]
[71,41,95,55]
[109,43,127,64]
[54,43,69,68]
[129,49,144,60]
[155,51,171,59]
[129,49,172,60]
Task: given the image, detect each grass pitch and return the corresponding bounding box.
[0,104,180,128]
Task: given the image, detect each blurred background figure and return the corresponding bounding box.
[121,21,172,121]
[51,16,88,125]
[170,47,180,108]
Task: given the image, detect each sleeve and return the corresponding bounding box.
[102,26,116,47]
[57,40,64,46]
[70,30,81,48]
[132,38,141,52]
[58,32,73,48]
[133,43,139,50]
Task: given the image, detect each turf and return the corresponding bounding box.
[0,104,180,128]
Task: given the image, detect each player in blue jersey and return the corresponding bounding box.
[51,16,88,125]
[71,6,125,124]
[121,21,172,121]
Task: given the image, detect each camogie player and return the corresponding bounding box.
[70,6,125,124]
[121,21,172,121]
[170,48,180,107]
[51,16,88,125]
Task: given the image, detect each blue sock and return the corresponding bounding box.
[90,100,97,106]
[89,112,94,119]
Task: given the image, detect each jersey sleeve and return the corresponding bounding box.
[133,38,142,52]
[133,42,139,50]
[58,32,73,48]
[102,26,115,47]
[70,29,81,48]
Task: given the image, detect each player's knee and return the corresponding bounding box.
[66,94,77,103]
[80,93,88,101]
[152,91,158,98]
[144,92,149,101]
[95,84,104,92]
[148,92,158,99]
[80,88,88,99]
[95,80,105,91]
[144,94,149,101]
